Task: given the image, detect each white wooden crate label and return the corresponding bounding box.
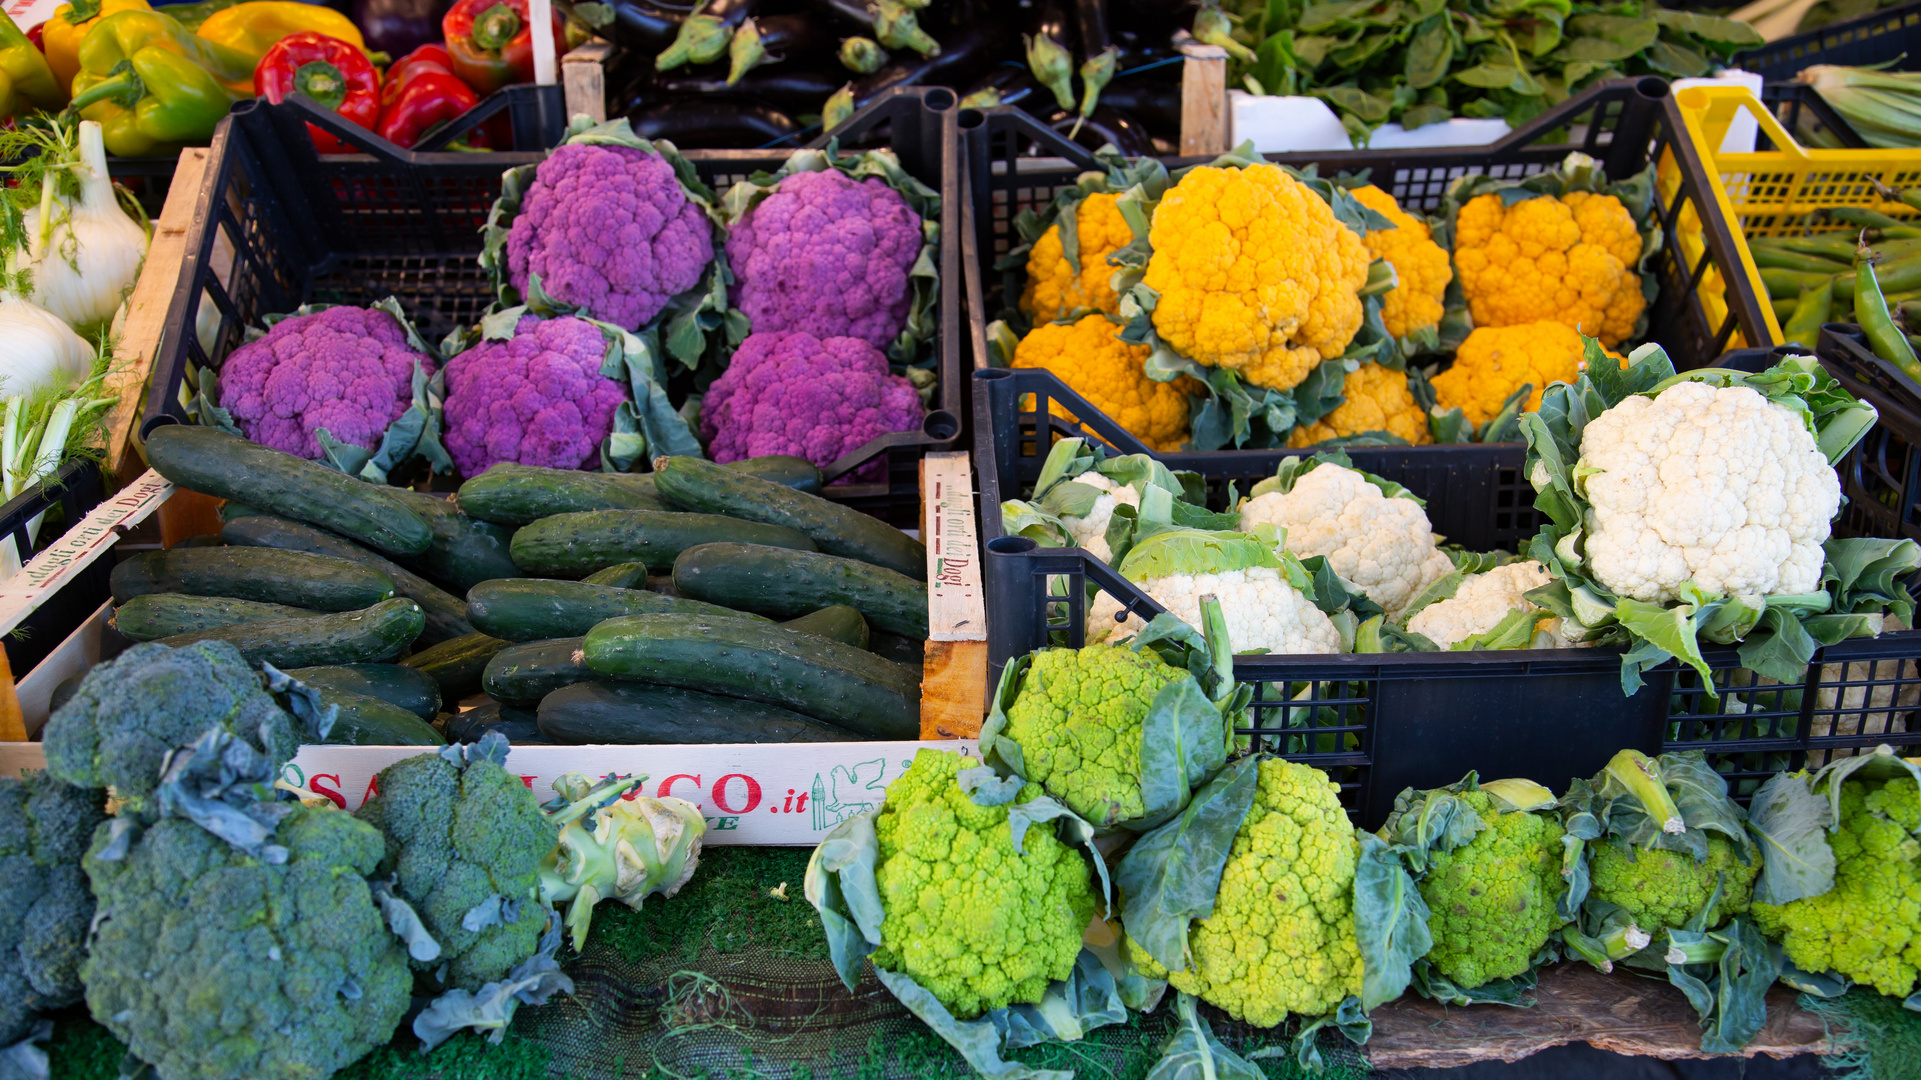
[0,469,174,634]
[924,450,984,643]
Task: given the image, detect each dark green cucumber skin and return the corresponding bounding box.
[483,637,590,706]
[652,456,924,577]
[400,632,510,703]
[582,613,920,739]
[626,455,825,500]
[674,543,928,638]
[509,510,816,577]
[386,488,522,592]
[538,681,860,744]
[144,425,433,556]
[780,605,870,650]
[158,598,426,668]
[466,578,765,642]
[112,593,318,641]
[581,562,649,588]
[447,702,546,743]
[316,687,445,745]
[457,464,666,525]
[111,547,397,612]
[220,515,475,645]
[289,664,442,720]
[870,629,925,668]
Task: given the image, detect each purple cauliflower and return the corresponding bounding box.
[442,315,628,478]
[701,330,923,482]
[506,143,714,330]
[725,169,922,350]
[219,305,432,460]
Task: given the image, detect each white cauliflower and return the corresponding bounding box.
[1238,463,1455,617]
[1578,381,1839,605]
[1406,560,1584,649]
[1086,567,1342,655]
[1061,470,1140,563]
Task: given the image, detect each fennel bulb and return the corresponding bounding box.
[11,121,148,331]
[0,293,93,398]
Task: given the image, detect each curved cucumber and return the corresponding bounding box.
[509,510,816,576]
[288,664,442,720]
[112,593,319,641]
[316,687,446,745]
[144,425,432,556]
[537,681,860,744]
[399,632,510,703]
[652,455,924,577]
[158,598,427,668]
[780,605,870,650]
[447,701,547,744]
[387,488,522,592]
[870,629,925,668]
[483,637,590,706]
[466,578,764,642]
[673,542,927,638]
[111,547,396,612]
[581,562,650,589]
[220,515,475,645]
[582,613,919,739]
[456,464,667,525]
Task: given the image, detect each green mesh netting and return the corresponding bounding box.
[1803,990,1921,1080]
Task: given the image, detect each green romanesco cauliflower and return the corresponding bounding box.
[870,748,1099,1020]
[1000,645,1190,827]
[1588,834,1758,932]
[1417,790,1564,989]
[1127,758,1363,1026]
[1753,773,1921,997]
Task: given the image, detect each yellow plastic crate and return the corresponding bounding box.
[1670,83,1921,344]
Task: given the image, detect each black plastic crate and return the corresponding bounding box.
[1734,0,1921,81]
[1758,81,1873,150]
[1813,324,1921,541]
[0,459,110,678]
[138,88,964,527]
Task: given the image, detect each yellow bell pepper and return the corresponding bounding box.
[193,1,365,68]
[42,0,151,91]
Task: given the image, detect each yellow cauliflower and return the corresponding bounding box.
[1012,315,1197,452]
[1023,192,1132,323]
[1127,759,1363,1027]
[1288,362,1431,447]
[1453,192,1646,348]
[1432,321,1624,427]
[1350,184,1450,341]
[1143,165,1371,392]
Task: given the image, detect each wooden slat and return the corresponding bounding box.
[919,451,987,739]
[921,640,987,739]
[1180,43,1230,156]
[0,647,22,742]
[563,41,612,124]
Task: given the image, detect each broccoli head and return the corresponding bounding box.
[41,641,298,818]
[220,305,435,460]
[997,644,1190,828]
[1754,772,1921,996]
[356,739,557,989]
[83,804,412,1080]
[1128,758,1363,1027]
[0,771,106,1045]
[441,314,629,479]
[505,142,714,331]
[868,748,1098,1020]
[1589,833,1757,933]
[1414,789,1564,989]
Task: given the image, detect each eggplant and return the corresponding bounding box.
[1075,0,1109,53]
[850,21,1011,106]
[353,0,450,56]
[1024,0,1077,50]
[628,63,843,110]
[627,99,800,146]
[728,11,829,82]
[598,0,699,50]
[809,0,876,29]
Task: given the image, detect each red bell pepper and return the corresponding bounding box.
[441,0,561,98]
[376,42,488,148]
[254,31,381,154]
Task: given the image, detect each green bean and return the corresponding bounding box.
[1783,280,1833,351]
[1763,267,1837,300]
[1750,246,1852,272]
[1854,242,1921,382]
[1826,206,1921,236]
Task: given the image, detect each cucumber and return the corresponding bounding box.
[651,456,924,576]
[537,681,860,744]
[871,629,925,668]
[175,534,223,548]
[112,593,319,641]
[387,488,522,592]
[447,701,547,744]
[288,664,442,719]
[582,562,649,589]
[673,543,928,638]
[466,578,766,642]
[582,613,919,739]
[158,598,427,668]
[625,455,825,499]
[509,510,816,577]
[483,637,590,706]
[220,515,475,645]
[400,632,510,703]
[144,425,433,556]
[457,464,667,525]
[111,547,397,612]
[316,687,445,745]
[781,605,869,650]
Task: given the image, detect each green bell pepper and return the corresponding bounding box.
[64,9,251,156]
[0,16,67,119]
